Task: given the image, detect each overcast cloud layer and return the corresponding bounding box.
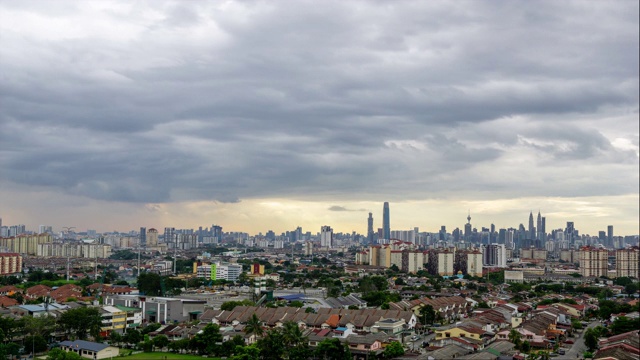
[0,1,638,233]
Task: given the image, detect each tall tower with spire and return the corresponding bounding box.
[367,212,374,244]
[464,210,472,241]
[528,211,535,241]
[536,211,542,240]
[382,202,390,241]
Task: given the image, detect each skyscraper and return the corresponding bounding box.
[528,211,535,240]
[382,202,390,240]
[367,212,374,244]
[483,243,507,267]
[320,226,333,248]
[607,225,614,248]
[536,211,542,240]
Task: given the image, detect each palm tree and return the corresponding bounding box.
[282,321,306,347]
[245,314,264,338]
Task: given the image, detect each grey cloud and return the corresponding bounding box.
[0,0,638,205]
[328,206,366,212]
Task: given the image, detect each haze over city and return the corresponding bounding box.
[0,1,638,235]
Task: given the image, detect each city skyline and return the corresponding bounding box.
[1,201,638,237]
[0,1,638,235]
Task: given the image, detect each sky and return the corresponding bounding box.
[0,1,638,236]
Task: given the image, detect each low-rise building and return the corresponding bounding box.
[59,340,119,360]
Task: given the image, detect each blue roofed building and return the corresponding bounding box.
[59,340,119,359]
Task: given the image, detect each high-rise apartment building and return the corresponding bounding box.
[0,253,22,275]
[39,225,53,234]
[607,226,614,248]
[320,226,333,248]
[382,202,390,240]
[147,228,159,247]
[483,244,507,267]
[467,250,483,277]
[0,233,53,255]
[616,247,639,278]
[164,228,176,249]
[579,246,608,277]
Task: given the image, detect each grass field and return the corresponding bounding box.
[119,352,220,360]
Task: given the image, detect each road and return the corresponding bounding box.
[564,320,600,359]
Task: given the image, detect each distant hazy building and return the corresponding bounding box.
[320,226,333,248]
[139,227,146,247]
[0,233,53,255]
[36,242,112,258]
[304,241,313,256]
[579,246,608,277]
[616,247,639,278]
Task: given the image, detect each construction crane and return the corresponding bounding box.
[62,227,76,239]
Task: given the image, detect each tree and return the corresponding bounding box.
[282,321,307,348]
[24,335,48,354]
[609,316,636,335]
[137,272,163,296]
[23,314,56,339]
[0,316,20,342]
[508,329,522,349]
[230,344,260,360]
[0,342,21,360]
[168,338,190,354]
[521,341,531,353]
[420,304,436,326]
[190,323,222,355]
[315,338,351,360]
[109,331,122,346]
[123,329,142,345]
[221,299,255,311]
[256,327,287,360]
[290,300,304,308]
[58,307,103,340]
[383,341,405,359]
[625,283,639,295]
[152,334,170,351]
[220,335,246,357]
[46,348,84,360]
[584,328,599,351]
[571,319,583,330]
[245,314,264,338]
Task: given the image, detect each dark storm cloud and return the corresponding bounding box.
[0,0,637,204]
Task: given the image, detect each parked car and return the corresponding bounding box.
[411,335,420,341]
[558,349,566,355]
[565,340,574,344]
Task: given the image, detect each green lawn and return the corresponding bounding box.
[121,352,220,360]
